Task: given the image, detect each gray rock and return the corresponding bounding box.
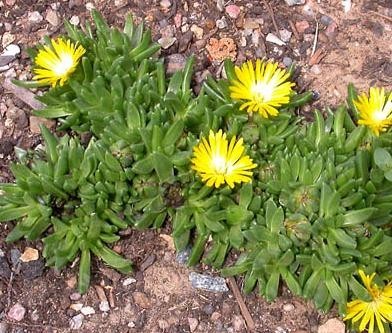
[176,246,191,264]
[0,256,11,279]
[69,314,84,330]
[216,18,228,30]
[320,15,334,26]
[0,44,20,66]
[279,29,292,43]
[7,107,28,129]
[283,57,293,68]
[10,248,21,267]
[189,272,229,292]
[21,259,45,279]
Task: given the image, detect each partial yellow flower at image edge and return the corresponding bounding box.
[355,87,392,136]
[229,59,295,119]
[33,38,86,87]
[344,270,392,333]
[191,130,257,189]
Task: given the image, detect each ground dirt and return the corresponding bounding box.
[0,0,391,332]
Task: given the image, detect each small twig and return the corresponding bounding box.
[368,10,392,23]
[288,20,300,41]
[263,1,280,36]
[311,20,319,57]
[227,277,255,332]
[7,271,15,309]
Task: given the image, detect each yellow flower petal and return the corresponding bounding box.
[344,271,392,333]
[191,130,257,188]
[33,38,85,87]
[355,87,392,136]
[229,59,295,118]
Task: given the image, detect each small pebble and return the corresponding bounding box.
[190,24,204,40]
[160,0,172,9]
[243,18,260,30]
[279,29,292,43]
[189,272,229,292]
[85,2,95,10]
[99,301,110,312]
[69,303,83,312]
[1,32,15,48]
[283,303,295,312]
[69,314,84,330]
[70,292,81,301]
[283,56,293,68]
[122,277,137,286]
[28,11,43,23]
[284,0,305,6]
[20,247,39,262]
[266,33,286,46]
[70,15,80,26]
[188,317,198,332]
[310,65,321,75]
[216,18,227,29]
[45,9,60,27]
[158,37,177,49]
[320,15,334,26]
[225,4,241,19]
[80,306,95,316]
[7,303,26,321]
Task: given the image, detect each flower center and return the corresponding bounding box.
[54,54,74,76]
[373,110,387,122]
[212,155,233,175]
[251,82,274,102]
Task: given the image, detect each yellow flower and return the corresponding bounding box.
[344,270,392,333]
[229,59,295,118]
[191,130,257,188]
[355,87,392,136]
[33,38,85,87]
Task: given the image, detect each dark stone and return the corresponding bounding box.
[0,256,11,279]
[21,259,45,279]
[0,139,14,156]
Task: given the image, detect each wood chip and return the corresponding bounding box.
[94,285,108,303]
[227,277,255,332]
[309,48,327,66]
[3,79,45,110]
